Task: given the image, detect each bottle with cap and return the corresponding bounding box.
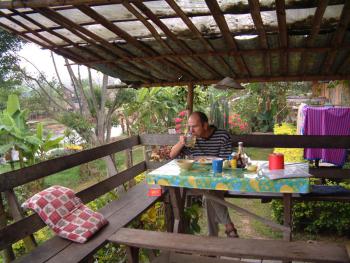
[237,142,247,168]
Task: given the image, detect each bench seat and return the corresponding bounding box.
[15,182,162,263]
[108,228,350,263]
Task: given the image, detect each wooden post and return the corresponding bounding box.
[186,83,194,115]
[126,246,139,263]
[5,190,37,251]
[283,193,292,241]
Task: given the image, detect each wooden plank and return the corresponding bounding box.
[74,45,350,65]
[205,0,250,77]
[309,168,350,179]
[109,228,349,262]
[46,182,162,263]
[122,1,197,80]
[0,136,139,191]
[14,182,162,263]
[322,1,350,74]
[140,134,350,148]
[283,194,292,241]
[130,74,350,87]
[0,0,153,8]
[248,0,271,76]
[299,0,328,75]
[133,1,220,79]
[165,0,232,78]
[0,162,146,250]
[275,0,288,76]
[154,251,243,263]
[231,134,350,148]
[36,7,154,82]
[75,4,180,82]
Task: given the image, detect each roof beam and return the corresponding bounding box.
[35,6,156,82]
[0,0,155,9]
[165,0,232,78]
[298,0,328,75]
[321,0,350,74]
[122,1,198,80]
[66,45,350,66]
[276,0,288,76]
[8,8,106,64]
[0,21,80,63]
[75,4,181,82]
[133,1,223,80]
[248,0,271,76]
[108,74,350,88]
[205,0,250,77]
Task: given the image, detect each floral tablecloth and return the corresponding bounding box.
[146,160,310,193]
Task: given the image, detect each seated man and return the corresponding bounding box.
[170,111,239,238]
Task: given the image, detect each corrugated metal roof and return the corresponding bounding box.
[0,0,349,87]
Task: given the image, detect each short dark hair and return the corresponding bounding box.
[191,111,208,124]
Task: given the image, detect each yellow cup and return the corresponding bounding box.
[230,159,237,169]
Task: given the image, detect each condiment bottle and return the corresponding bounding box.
[237,142,246,168]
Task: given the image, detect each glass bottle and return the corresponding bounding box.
[237,142,246,168]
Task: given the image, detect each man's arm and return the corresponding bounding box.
[169,136,185,159]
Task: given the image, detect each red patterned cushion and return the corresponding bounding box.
[22,185,108,243]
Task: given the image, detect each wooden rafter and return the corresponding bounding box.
[122,1,197,81]
[298,0,328,75]
[132,1,222,80]
[75,4,180,82]
[0,0,344,11]
[165,0,232,78]
[321,0,350,74]
[108,74,350,88]
[0,0,153,9]
[204,0,250,77]
[35,7,156,82]
[66,45,350,66]
[275,0,288,76]
[8,8,107,64]
[248,0,271,76]
[0,21,81,63]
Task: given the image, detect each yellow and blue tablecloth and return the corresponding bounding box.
[146,160,310,193]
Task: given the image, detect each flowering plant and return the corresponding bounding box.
[228,113,250,135]
[174,110,188,134]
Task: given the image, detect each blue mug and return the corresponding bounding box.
[212,158,223,173]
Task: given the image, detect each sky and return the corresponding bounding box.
[18,43,119,88]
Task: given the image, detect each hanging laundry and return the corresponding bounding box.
[303,106,350,166]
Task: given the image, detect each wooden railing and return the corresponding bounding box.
[1,133,350,261]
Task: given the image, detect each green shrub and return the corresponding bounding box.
[271,123,350,236]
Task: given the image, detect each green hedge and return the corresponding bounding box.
[271,123,350,236]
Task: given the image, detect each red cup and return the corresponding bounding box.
[268,153,284,170]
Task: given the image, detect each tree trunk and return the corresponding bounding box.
[5,190,37,252]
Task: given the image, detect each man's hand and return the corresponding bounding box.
[170,135,186,159]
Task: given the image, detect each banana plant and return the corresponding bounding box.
[0,94,42,166]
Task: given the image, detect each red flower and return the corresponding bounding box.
[178,111,187,117]
[175,123,182,129]
[174,118,183,124]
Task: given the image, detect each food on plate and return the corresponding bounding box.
[246,165,258,172]
[177,159,194,170]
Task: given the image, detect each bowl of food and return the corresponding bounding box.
[177,159,195,170]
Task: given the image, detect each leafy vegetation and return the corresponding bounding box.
[271,123,350,235]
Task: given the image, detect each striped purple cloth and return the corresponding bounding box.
[303,106,350,166]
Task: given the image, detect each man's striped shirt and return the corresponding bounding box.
[182,127,232,159]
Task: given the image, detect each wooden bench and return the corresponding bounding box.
[0,136,166,262]
[109,228,350,263]
[13,182,162,263]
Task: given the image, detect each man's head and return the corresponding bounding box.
[188,111,210,138]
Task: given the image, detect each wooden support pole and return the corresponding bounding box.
[186,84,194,115]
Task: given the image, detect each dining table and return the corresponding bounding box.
[146,160,311,241]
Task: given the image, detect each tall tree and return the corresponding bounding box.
[0,29,23,110]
